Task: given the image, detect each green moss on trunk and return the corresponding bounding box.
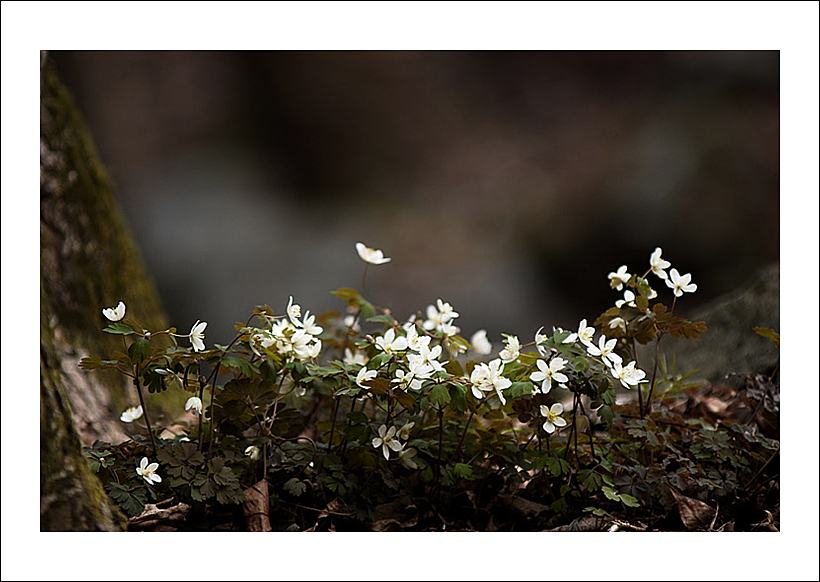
[39,59,180,529]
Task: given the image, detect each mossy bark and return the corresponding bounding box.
[41,292,126,531]
[40,58,170,530]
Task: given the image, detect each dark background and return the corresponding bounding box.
[51,51,779,344]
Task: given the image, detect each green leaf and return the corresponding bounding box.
[619,493,640,507]
[283,477,307,497]
[330,287,363,303]
[602,485,621,502]
[508,381,534,399]
[452,463,474,480]
[545,456,571,476]
[221,355,258,377]
[128,337,150,363]
[103,322,135,335]
[368,352,392,369]
[429,384,451,407]
[366,314,396,325]
[305,363,344,378]
[105,482,147,517]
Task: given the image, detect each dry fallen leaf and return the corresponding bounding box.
[243,480,272,532]
[669,486,715,530]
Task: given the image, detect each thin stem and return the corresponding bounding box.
[133,363,157,457]
[632,337,644,419]
[196,366,206,452]
[645,296,677,414]
[564,393,578,463]
[385,391,393,427]
[361,264,369,294]
[436,405,444,487]
[573,395,580,464]
[339,397,358,454]
[207,361,221,453]
[456,407,477,462]
[327,397,341,451]
[578,397,596,461]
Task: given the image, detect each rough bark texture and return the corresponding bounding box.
[40,58,176,530]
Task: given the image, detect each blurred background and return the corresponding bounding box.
[51,51,779,344]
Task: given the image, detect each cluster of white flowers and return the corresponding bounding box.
[608,247,697,307]
[469,358,512,405]
[250,296,323,362]
[371,323,446,392]
[422,298,461,337]
[371,422,416,466]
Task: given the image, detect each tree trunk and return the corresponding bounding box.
[39,56,169,530]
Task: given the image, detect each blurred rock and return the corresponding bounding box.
[664,263,779,380]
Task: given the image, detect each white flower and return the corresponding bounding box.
[356,242,391,265]
[306,339,322,359]
[586,335,623,367]
[649,247,671,279]
[564,319,595,346]
[534,326,549,355]
[435,299,459,321]
[608,265,631,291]
[375,328,408,353]
[665,268,697,297]
[244,445,260,461]
[286,295,302,325]
[372,425,404,460]
[120,405,143,423]
[422,299,459,332]
[439,321,460,337]
[609,317,627,333]
[185,396,203,415]
[393,355,433,391]
[540,403,567,434]
[498,335,521,363]
[398,447,418,470]
[392,368,424,391]
[343,348,367,366]
[189,320,207,352]
[135,457,161,485]
[397,421,415,441]
[300,311,323,337]
[405,326,431,352]
[616,290,636,308]
[356,366,378,388]
[290,329,319,361]
[530,357,569,394]
[418,344,445,373]
[344,313,361,332]
[610,360,647,389]
[470,329,493,355]
[102,301,126,322]
[469,358,512,405]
